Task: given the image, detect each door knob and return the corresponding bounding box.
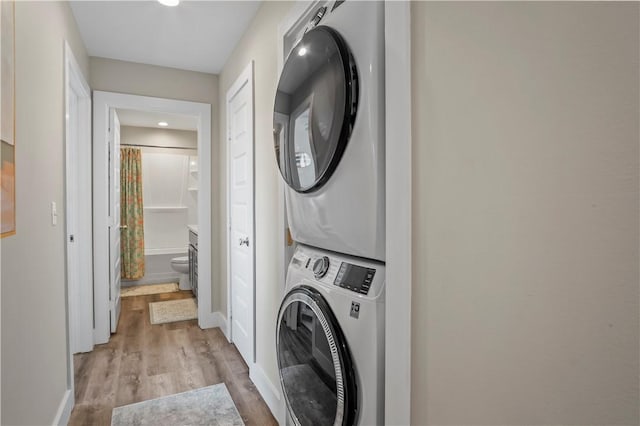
[120,225,128,229]
[239,237,249,247]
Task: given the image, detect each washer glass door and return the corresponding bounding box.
[273,26,358,193]
[277,286,357,426]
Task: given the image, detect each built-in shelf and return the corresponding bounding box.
[144,206,188,213]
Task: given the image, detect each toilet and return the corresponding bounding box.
[170,256,191,290]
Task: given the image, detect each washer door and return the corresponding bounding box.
[273,26,358,193]
[276,286,358,426]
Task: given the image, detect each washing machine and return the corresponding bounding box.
[273,1,385,261]
[276,244,385,426]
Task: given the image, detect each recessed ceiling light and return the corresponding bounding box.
[297,46,307,56]
[158,121,169,127]
[158,0,180,6]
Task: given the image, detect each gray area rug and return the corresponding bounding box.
[111,383,244,426]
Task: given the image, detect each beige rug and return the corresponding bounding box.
[149,298,197,325]
[121,283,179,298]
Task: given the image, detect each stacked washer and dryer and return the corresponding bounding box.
[273,2,385,425]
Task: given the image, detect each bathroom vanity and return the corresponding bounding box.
[188,225,198,300]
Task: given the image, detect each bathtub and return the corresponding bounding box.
[121,248,188,287]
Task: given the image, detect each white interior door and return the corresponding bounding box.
[227,63,255,365]
[65,42,93,354]
[109,109,122,333]
[66,92,80,351]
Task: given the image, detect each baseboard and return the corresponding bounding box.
[198,310,228,340]
[52,389,73,426]
[250,364,284,425]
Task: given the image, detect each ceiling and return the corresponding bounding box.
[70,1,262,74]
[116,108,198,131]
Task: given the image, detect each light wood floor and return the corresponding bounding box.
[68,290,277,426]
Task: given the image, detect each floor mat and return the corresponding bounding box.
[149,298,197,325]
[111,383,244,426]
[121,283,179,298]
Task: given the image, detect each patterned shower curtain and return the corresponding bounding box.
[120,147,145,279]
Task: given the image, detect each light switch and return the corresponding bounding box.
[51,201,57,226]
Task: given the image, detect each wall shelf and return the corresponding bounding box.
[144,206,188,213]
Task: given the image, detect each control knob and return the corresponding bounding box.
[312,256,330,279]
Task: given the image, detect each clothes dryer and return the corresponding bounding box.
[276,244,385,425]
[274,1,385,261]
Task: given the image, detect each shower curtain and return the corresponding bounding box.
[120,147,145,279]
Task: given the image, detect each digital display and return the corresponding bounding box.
[334,263,376,295]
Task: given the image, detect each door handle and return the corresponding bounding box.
[120,225,128,229]
[239,237,249,247]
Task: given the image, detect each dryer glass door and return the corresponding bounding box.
[276,286,358,426]
[273,26,358,193]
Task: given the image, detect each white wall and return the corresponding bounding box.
[217,0,294,402]
[1,2,89,424]
[120,125,197,150]
[411,2,639,424]
[141,151,193,252]
[121,126,198,251]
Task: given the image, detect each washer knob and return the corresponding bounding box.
[312,256,330,279]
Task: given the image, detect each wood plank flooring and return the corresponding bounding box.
[69,290,277,426]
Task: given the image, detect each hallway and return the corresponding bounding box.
[68,290,276,425]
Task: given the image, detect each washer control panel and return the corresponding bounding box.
[333,262,376,295]
[312,256,330,278]
[289,244,385,298]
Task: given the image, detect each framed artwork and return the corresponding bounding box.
[1,0,15,237]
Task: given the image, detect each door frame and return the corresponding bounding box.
[383,2,412,423]
[225,61,256,363]
[63,40,92,422]
[108,109,122,333]
[276,2,413,424]
[93,91,212,344]
[64,42,93,354]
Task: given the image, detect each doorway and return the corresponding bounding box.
[92,91,213,344]
[64,42,93,423]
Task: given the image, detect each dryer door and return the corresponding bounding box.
[276,285,358,426]
[273,26,358,193]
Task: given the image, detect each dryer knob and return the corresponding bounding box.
[313,256,330,279]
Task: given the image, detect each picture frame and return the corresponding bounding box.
[1,0,16,237]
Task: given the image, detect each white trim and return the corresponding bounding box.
[384,2,412,424]
[198,311,229,341]
[64,41,93,353]
[249,364,284,425]
[63,41,92,425]
[51,389,73,426]
[225,61,256,364]
[93,91,212,344]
